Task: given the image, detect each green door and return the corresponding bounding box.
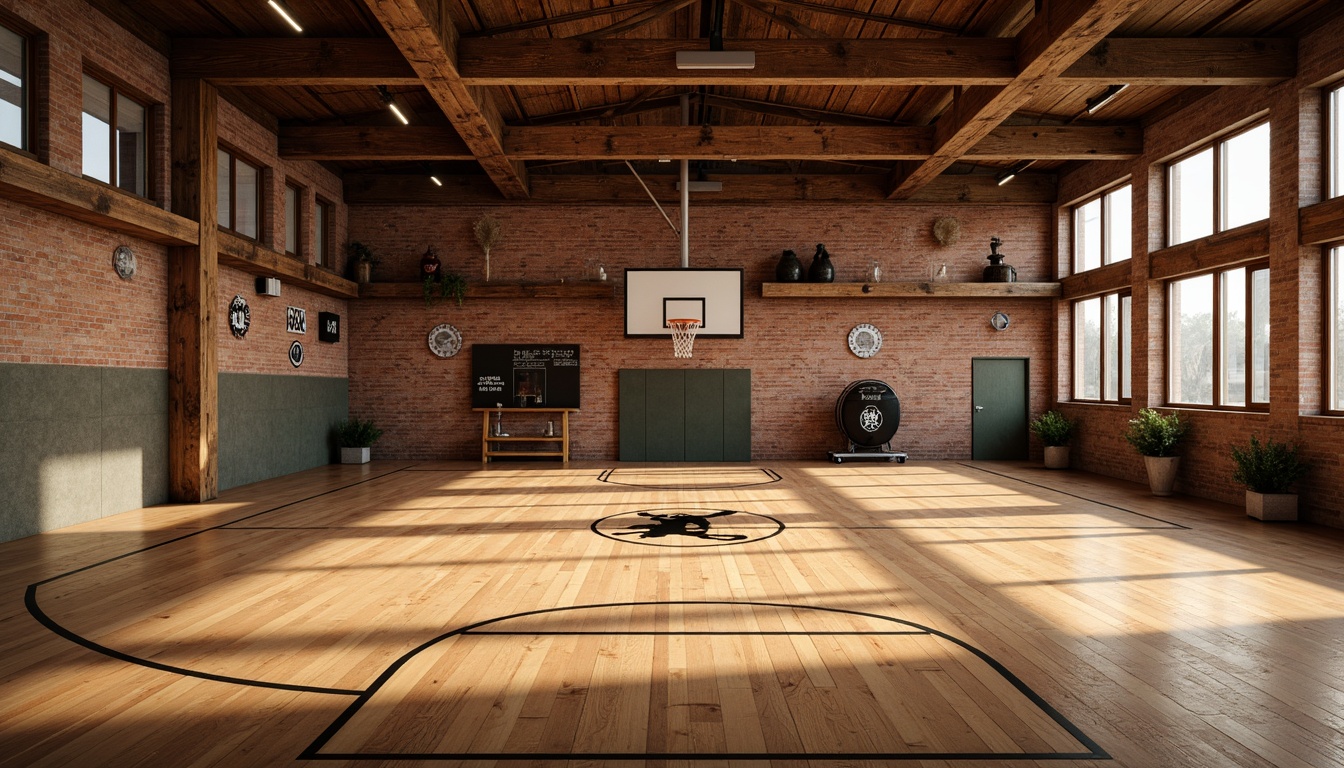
[971,358,1029,460]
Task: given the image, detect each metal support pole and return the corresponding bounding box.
[680,94,690,269]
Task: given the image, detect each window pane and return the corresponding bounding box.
[1332,89,1344,199]
[1170,274,1214,404]
[1120,295,1132,399]
[217,149,231,228]
[1250,268,1270,403]
[0,25,23,149]
[1075,198,1101,272]
[1105,185,1131,264]
[315,202,327,267]
[81,75,111,184]
[235,159,258,238]
[285,186,298,255]
[1333,248,1344,410]
[1103,294,1118,400]
[115,94,146,196]
[1075,298,1101,400]
[1222,123,1270,230]
[1221,269,1247,406]
[1170,148,1213,245]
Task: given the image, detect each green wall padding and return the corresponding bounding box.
[218,373,349,491]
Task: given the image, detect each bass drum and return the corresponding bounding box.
[834,379,901,448]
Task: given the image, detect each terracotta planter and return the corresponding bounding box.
[1043,445,1070,469]
[1246,491,1298,521]
[340,447,370,465]
[1143,455,1180,496]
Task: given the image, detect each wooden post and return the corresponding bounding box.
[168,79,219,502]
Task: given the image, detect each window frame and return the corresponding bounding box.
[1327,245,1344,415]
[1071,183,1132,275]
[0,18,31,154]
[1070,290,1132,404]
[314,197,333,270]
[217,145,263,241]
[1165,260,1271,411]
[80,69,153,199]
[1166,120,1270,247]
[284,182,304,258]
[1328,82,1344,200]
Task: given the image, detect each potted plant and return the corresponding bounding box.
[474,215,501,282]
[346,240,379,284]
[1231,434,1309,521]
[422,271,468,307]
[1030,410,1073,469]
[1124,408,1187,496]
[334,418,383,464]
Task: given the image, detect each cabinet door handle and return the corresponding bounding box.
[974,405,984,412]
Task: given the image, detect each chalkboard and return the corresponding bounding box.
[472,345,581,408]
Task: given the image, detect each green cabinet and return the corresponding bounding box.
[619,369,751,461]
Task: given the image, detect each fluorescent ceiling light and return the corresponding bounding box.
[430,175,443,187]
[387,102,410,125]
[267,0,303,33]
[1086,84,1129,115]
[676,51,755,70]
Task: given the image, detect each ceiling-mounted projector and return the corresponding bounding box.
[676,51,756,70]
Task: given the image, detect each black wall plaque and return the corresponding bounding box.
[318,312,340,343]
[472,345,580,409]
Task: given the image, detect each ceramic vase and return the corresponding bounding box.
[775,249,803,282]
[808,244,835,283]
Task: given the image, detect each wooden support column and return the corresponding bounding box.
[168,79,219,502]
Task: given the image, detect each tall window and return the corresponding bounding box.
[1073,184,1131,273]
[1168,122,1270,246]
[82,74,148,197]
[0,23,25,150]
[1330,247,1344,412]
[1168,264,1270,407]
[284,183,302,256]
[1073,292,1131,402]
[217,148,260,239]
[315,198,331,268]
[1330,85,1344,199]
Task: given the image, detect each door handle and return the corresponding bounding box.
[974,405,984,411]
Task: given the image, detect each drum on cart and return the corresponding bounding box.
[829,380,908,463]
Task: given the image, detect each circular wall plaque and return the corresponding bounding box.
[228,295,250,339]
[428,323,462,358]
[112,245,137,279]
[990,312,1011,331]
[289,340,304,367]
[847,323,882,358]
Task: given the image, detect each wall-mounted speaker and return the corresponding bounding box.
[256,277,281,297]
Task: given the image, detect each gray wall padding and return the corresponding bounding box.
[218,372,349,491]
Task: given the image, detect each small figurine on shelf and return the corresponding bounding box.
[982,237,1017,283]
[420,245,442,281]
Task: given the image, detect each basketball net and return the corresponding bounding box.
[668,318,701,358]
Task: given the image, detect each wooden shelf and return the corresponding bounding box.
[761,281,1061,298]
[360,281,614,300]
[476,407,577,462]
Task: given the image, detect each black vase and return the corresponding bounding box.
[775,249,803,282]
[808,244,835,283]
[982,236,1017,283]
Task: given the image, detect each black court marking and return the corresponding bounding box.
[598,467,783,489]
[301,600,1109,762]
[591,507,785,547]
[24,465,417,696]
[956,463,1190,529]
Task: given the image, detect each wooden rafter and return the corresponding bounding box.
[464,1,662,37]
[361,0,528,199]
[574,0,698,40]
[729,0,827,38]
[172,39,420,85]
[753,0,961,35]
[276,124,1140,161]
[886,0,1147,200]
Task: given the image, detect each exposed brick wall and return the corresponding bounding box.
[217,268,348,378]
[348,202,1054,460]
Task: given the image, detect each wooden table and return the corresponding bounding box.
[475,407,577,463]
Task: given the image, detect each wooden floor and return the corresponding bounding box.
[3,460,1344,767]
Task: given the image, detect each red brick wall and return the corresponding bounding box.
[348,202,1054,460]
[217,269,348,377]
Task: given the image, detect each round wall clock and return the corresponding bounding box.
[428,323,463,358]
[289,340,304,367]
[847,323,883,358]
[990,312,1011,331]
[113,245,136,279]
[228,295,250,339]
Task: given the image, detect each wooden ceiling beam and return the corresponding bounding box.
[465,0,662,37]
[171,39,421,85]
[574,0,698,40]
[278,124,1139,161]
[344,171,1056,205]
[361,0,529,199]
[1061,38,1295,85]
[886,0,1146,200]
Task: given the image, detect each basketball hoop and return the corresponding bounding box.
[668,318,701,358]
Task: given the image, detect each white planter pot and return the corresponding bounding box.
[1246,491,1298,521]
[1043,445,1070,469]
[1143,455,1180,496]
[340,446,370,465]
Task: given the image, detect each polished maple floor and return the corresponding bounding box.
[2,461,1343,767]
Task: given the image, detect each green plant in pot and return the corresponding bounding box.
[1231,434,1309,521]
[1124,408,1187,496]
[423,272,468,308]
[346,240,379,284]
[1030,410,1074,469]
[334,418,383,465]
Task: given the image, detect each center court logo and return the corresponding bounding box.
[591,508,785,547]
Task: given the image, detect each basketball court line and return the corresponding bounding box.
[598,467,783,489]
[955,462,1190,529]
